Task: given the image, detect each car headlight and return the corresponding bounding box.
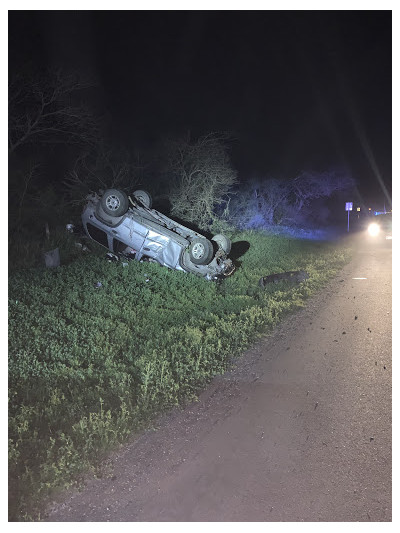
[368,223,380,237]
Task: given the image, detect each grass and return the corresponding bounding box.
[8,229,351,520]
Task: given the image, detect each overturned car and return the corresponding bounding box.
[81,188,235,280]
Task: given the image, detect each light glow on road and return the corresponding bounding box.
[352,277,368,280]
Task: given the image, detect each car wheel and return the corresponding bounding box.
[211,234,232,255]
[133,189,152,208]
[188,238,214,265]
[101,189,129,217]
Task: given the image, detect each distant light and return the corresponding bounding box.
[356,207,361,211]
[352,277,367,280]
[368,208,372,211]
[368,223,380,237]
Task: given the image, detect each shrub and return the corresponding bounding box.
[166,132,238,230]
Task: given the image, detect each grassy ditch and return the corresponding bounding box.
[8,230,351,520]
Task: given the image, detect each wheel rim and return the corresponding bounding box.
[191,242,205,259]
[106,195,121,211]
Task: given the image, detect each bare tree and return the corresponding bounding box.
[283,170,355,226]
[8,69,100,153]
[63,147,144,205]
[255,178,291,225]
[228,178,291,229]
[229,169,355,230]
[167,132,238,230]
[8,162,41,232]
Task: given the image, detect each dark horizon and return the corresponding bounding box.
[8,10,392,206]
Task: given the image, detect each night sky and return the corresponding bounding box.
[8,10,392,205]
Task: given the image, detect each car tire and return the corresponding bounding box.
[133,189,152,208]
[188,238,214,265]
[101,189,129,217]
[211,234,232,255]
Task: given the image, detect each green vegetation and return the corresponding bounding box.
[8,231,351,520]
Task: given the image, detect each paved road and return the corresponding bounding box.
[45,235,392,522]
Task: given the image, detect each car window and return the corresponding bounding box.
[86,223,109,248]
[113,238,130,254]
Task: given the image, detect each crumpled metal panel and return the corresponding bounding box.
[143,229,182,269]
